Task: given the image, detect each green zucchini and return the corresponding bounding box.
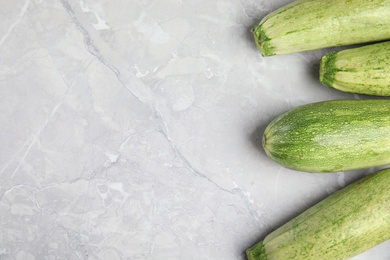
[320,41,390,96]
[263,99,390,172]
[252,0,390,56]
[246,168,390,260]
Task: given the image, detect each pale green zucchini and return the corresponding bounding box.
[320,41,390,96]
[252,0,390,56]
[263,99,390,172]
[246,168,390,260]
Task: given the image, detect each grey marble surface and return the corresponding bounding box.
[1,0,389,259]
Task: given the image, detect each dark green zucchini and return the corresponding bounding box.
[263,99,390,172]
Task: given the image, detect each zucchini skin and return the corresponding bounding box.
[246,168,390,260]
[252,0,390,56]
[263,100,390,172]
[320,41,390,96]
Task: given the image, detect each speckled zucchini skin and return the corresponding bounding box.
[263,100,390,172]
[252,0,390,56]
[320,41,390,96]
[246,168,390,260]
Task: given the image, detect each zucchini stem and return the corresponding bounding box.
[246,241,267,260]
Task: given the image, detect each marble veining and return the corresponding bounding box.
[1,0,389,259]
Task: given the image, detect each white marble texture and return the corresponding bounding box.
[1,0,389,259]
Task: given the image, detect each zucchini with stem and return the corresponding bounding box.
[246,168,390,259]
[320,41,390,96]
[252,0,390,56]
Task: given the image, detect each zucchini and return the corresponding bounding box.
[263,99,390,172]
[252,0,390,56]
[320,41,390,96]
[246,168,390,260]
